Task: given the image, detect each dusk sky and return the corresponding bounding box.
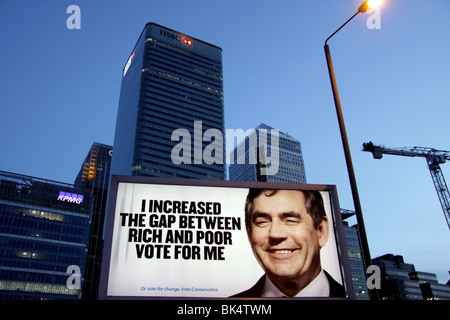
[1,0,449,283]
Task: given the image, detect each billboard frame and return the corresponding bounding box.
[98,175,355,300]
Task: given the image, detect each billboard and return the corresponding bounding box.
[99,176,354,299]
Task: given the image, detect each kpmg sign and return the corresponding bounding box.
[57,191,84,204]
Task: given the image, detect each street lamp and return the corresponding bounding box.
[324,0,383,300]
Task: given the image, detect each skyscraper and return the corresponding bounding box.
[74,142,112,300]
[229,123,306,183]
[74,142,112,190]
[111,23,225,180]
[341,209,370,300]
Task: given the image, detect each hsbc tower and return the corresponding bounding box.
[111,23,225,180]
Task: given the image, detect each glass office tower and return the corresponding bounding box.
[341,210,370,300]
[74,142,112,190]
[74,142,112,300]
[0,171,92,300]
[229,123,306,183]
[111,23,225,180]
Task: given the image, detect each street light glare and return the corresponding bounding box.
[359,0,383,13]
[367,0,383,9]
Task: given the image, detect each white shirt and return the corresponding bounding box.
[261,269,330,297]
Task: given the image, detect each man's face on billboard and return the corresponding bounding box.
[247,190,329,288]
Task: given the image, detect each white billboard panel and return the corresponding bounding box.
[99,176,353,299]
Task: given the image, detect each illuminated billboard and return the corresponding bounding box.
[98,176,354,299]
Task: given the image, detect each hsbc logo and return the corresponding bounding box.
[159,29,193,46]
[57,191,84,204]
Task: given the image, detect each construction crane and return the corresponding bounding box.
[362,141,450,231]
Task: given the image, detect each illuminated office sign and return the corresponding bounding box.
[57,191,84,204]
[182,38,193,45]
[123,49,135,76]
[160,29,193,46]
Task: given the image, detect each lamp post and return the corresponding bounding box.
[324,0,382,300]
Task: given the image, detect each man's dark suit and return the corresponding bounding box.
[232,271,346,298]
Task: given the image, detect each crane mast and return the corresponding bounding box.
[362,141,450,231]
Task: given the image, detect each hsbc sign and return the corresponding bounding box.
[159,29,193,46]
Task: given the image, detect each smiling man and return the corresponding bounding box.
[233,189,345,298]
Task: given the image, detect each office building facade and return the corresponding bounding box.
[111,23,225,180]
[74,142,112,300]
[372,253,450,300]
[74,142,113,190]
[229,123,306,183]
[341,210,370,300]
[0,171,93,300]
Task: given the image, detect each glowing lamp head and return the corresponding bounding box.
[359,0,383,13]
